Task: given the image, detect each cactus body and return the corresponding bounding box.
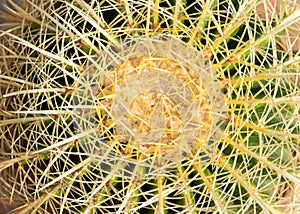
[0,0,300,213]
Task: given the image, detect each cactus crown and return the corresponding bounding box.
[74,34,226,179]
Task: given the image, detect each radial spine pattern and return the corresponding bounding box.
[0,0,300,213]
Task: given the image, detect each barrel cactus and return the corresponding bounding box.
[0,0,300,213]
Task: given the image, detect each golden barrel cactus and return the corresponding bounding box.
[0,0,300,213]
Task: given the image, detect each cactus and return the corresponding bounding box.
[0,0,300,213]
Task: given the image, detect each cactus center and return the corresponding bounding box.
[128,90,182,149]
[74,35,226,177]
[98,56,212,157]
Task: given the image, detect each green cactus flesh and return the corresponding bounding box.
[0,0,300,213]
